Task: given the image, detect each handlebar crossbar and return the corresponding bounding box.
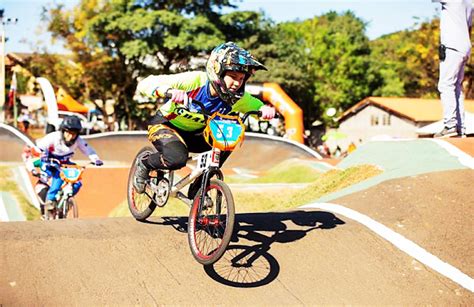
[163,92,269,121]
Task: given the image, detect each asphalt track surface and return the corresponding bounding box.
[0,126,473,304]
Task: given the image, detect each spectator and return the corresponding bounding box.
[18,108,33,134]
[433,0,472,138]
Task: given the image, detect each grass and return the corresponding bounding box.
[234,164,383,213]
[0,166,41,221]
[110,164,382,217]
[226,159,323,184]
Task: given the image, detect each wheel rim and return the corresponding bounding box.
[155,177,170,207]
[128,149,155,215]
[130,184,154,213]
[191,184,229,260]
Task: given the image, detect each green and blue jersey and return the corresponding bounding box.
[137,71,263,131]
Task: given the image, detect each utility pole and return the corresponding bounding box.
[0,9,18,123]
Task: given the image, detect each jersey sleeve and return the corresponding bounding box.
[77,138,99,162]
[35,133,55,153]
[232,92,264,113]
[137,71,207,99]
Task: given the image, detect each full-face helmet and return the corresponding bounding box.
[59,115,82,146]
[206,42,267,105]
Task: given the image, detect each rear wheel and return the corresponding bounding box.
[127,147,157,221]
[187,179,235,265]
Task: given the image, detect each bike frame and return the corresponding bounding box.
[153,100,254,208]
[56,178,76,216]
[160,147,223,207]
[129,97,269,265]
[41,159,86,218]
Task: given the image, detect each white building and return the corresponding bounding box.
[332,96,474,150]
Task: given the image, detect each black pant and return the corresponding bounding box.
[143,113,231,170]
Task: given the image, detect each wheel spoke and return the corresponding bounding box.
[127,147,159,221]
[188,180,235,265]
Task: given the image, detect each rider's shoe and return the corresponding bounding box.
[133,158,150,194]
[44,199,57,211]
[433,126,458,138]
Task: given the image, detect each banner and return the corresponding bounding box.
[7,71,17,108]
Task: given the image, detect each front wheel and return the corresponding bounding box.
[127,147,157,221]
[66,198,79,219]
[187,179,235,265]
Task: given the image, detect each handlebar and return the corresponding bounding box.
[163,91,276,122]
[42,158,95,169]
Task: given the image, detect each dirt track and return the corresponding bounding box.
[1,206,472,305]
[1,168,473,304]
[1,128,473,304]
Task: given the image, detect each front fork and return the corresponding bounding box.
[197,166,224,215]
[197,147,225,215]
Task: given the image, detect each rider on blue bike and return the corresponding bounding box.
[135,41,275,195]
[33,115,104,211]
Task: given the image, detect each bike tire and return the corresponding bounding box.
[187,179,235,265]
[127,147,157,221]
[45,209,55,221]
[67,198,79,219]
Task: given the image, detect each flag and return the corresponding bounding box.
[7,71,17,108]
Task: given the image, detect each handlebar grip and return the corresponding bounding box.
[163,90,193,111]
[164,91,173,99]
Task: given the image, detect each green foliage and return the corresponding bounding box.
[252,11,381,127]
[31,3,465,132]
[0,167,41,221]
[369,18,462,99]
[39,0,269,128]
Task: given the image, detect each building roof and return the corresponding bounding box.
[339,97,474,123]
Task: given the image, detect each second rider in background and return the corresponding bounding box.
[135,41,275,195]
[29,115,104,213]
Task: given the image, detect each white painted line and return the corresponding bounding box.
[0,193,10,222]
[232,167,259,178]
[82,130,147,139]
[18,166,41,210]
[430,139,474,169]
[0,123,35,147]
[301,202,474,292]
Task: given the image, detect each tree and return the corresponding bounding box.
[41,0,269,129]
[252,11,381,126]
[370,18,441,98]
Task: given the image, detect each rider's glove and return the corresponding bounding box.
[31,169,40,177]
[166,89,189,106]
[94,159,104,166]
[259,105,276,120]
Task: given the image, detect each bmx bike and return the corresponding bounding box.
[127,99,264,265]
[35,158,88,220]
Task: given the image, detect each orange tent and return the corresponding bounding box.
[56,88,89,114]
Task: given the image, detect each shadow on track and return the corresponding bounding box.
[204,210,345,287]
[141,210,345,288]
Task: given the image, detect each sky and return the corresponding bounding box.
[2,0,440,54]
